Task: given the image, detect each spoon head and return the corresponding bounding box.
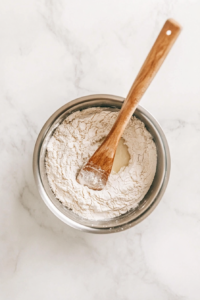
[76,162,110,191]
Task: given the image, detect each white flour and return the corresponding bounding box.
[45,108,157,220]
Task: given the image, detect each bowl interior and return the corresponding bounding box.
[35,95,169,233]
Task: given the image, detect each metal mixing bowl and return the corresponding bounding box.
[33,94,170,233]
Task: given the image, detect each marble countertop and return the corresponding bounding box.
[1,0,200,299]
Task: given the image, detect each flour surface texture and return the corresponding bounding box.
[45,108,157,220]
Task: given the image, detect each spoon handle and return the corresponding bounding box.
[107,19,182,145]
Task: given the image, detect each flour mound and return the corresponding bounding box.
[45,108,157,220]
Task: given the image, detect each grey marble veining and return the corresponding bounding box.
[1,0,200,299]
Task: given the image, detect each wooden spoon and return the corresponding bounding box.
[77,19,181,190]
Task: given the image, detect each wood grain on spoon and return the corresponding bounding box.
[77,19,182,190]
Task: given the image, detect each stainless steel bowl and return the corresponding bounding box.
[33,94,170,233]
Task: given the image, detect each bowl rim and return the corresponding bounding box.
[33,94,171,233]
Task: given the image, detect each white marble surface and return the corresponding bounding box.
[1,0,200,299]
